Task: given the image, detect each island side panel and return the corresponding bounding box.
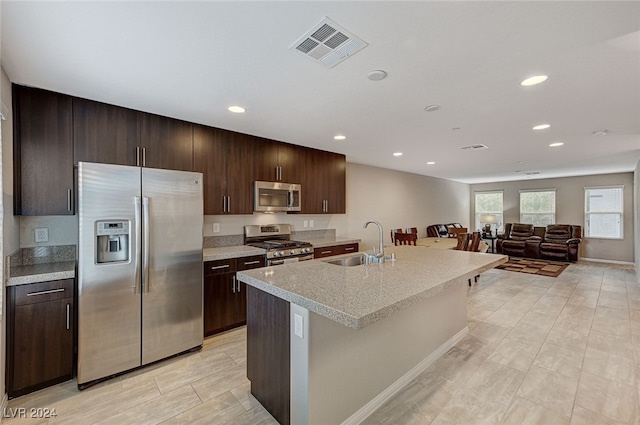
[247,285,291,425]
[305,282,468,425]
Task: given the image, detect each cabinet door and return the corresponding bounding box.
[223,130,255,214]
[236,255,266,324]
[253,137,280,182]
[301,148,329,214]
[204,273,237,336]
[73,97,140,166]
[13,85,74,215]
[12,299,73,394]
[277,142,302,183]
[141,114,193,171]
[325,152,346,213]
[194,125,227,215]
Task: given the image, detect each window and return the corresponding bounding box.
[585,186,623,239]
[474,191,503,232]
[520,190,556,225]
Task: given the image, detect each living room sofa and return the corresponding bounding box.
[426,223,463,237]
[497,223,582,262]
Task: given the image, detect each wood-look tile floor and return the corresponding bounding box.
[5,261,639,425]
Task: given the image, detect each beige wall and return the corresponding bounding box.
[471,173,635,263]
[634,160,639,282]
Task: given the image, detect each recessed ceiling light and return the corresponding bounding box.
[393,152,403,157]
[334,135,346,140]
[228,105,246,113]
[424,105,441,112]
[593,130,609,136]
[521,75,548,86]
[427,161,435,165]
[549,142,564,147]
[367,70,387,81]
[532,124,550,130]
[517,161,524,164]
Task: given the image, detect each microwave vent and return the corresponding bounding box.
[291,17,368,68]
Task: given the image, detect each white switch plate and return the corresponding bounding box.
[309,220,314,228]
[303,220,308,228]
[34,228,49,243]
[213,223,220,233]
[294,313,304,338]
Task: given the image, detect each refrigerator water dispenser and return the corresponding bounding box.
[96,220,130,263]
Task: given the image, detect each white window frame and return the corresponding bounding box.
[519,189,556,226]
[474,191,504,233]
[584,186,624,240]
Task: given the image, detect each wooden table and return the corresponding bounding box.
[417,237,489,252]
[416,237,458,249]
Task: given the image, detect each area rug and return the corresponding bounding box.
[495,257,569,278]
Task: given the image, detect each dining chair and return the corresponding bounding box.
[390,228,403,244]
[466,231,481,252]
[394,232,417,246]
[455,233,470,250]
[405,227,418,235]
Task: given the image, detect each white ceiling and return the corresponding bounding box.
[2,1,639,184]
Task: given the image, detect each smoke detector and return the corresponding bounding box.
[290,17,368,68]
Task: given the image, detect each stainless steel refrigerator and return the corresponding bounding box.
[77,162,203,387]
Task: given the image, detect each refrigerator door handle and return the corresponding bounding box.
[143,196,151,293]
[134,196,142,294]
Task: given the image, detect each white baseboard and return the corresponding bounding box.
[580,257,635,267]
[341,326,469,425]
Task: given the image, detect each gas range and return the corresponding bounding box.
[244,224,314,265]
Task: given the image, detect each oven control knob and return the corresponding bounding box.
[273,251,280,257]
[290,250,295,255]
[278,250,284,257]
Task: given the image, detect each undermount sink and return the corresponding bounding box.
[324,255,366,267]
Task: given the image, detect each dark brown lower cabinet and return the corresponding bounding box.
[204,255,265,337]
[7,279,75,398]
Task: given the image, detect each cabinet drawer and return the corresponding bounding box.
[340,243,359,255]
[14,279,74,307]
[237,255,266,271]
[314,246,340,258]
[204,259,237,276]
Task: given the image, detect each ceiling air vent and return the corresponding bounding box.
[290,17,368,68]
[525,171,541,175]
[460,144,489,151]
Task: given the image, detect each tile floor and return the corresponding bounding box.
[5,261,640,425]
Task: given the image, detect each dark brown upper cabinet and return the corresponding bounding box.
[193,125,254,214]
[300,149,346,214]
[140,114,193,171]
[13,85,74,215]
[253,138,302,183]
[73,98,140,166]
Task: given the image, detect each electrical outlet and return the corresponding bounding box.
[309,220,314,228]
[34,228,49,243]
[303,220,308,228]
[294,313,304,338]
[213,223,220,233]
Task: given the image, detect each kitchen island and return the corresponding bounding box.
[237,245,507,425]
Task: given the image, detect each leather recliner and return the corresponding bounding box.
[526,224,582,262]
[427,223,462,238]
[496,223,536,257]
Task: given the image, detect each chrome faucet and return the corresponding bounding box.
[363,220,393,263]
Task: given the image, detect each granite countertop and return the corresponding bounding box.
[301,237,361,248]
[203,246,266,262]
[7,261,77,286]
[237,246,507,330]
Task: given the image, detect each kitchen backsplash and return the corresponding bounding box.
[204,229,337,248]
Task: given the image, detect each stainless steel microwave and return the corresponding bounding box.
[254,181,301,212]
